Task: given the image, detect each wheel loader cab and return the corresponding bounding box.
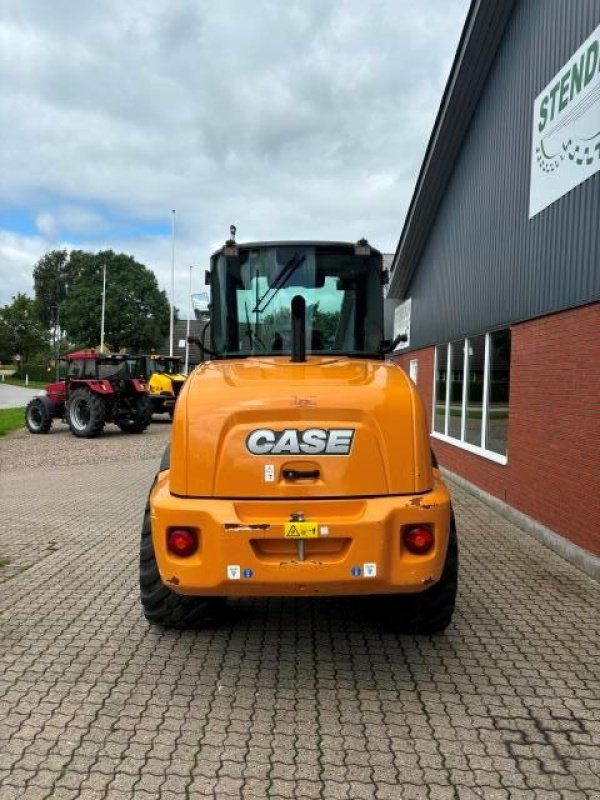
[141,240,457,634]
[210,243,385,359]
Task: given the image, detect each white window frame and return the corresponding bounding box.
[431,332,508,465]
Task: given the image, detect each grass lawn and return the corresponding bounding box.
[0,376,49,389]
[0,407,25,436]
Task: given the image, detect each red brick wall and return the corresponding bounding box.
[394,303,600,556]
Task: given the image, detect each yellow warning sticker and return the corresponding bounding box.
[284,521,319,538]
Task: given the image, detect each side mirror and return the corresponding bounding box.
[380,333,408,354]
[205,270,211,285]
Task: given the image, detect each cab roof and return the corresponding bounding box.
[210,240,383,260]
[66,351,144,362]
[135,354,183,361]
[66,350,123,361]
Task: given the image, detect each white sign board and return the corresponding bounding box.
[192,292,210,314]
[409,359,418,384]
[530,24,600,218]
[393,299,411,350]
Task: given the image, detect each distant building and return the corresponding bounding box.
[158,319,211,367]
[387,0,599,574]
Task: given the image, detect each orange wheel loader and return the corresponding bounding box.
[139,237,457,633]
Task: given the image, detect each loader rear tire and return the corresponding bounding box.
[380,520,458,635]
[139,510,225,629]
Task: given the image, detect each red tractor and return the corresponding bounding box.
[25,351,153,438]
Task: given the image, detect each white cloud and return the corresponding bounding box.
[0,231,47,301]
[0,0,470,311]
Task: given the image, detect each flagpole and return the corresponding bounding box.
[100,263,106,352]
[185,265,192,374]
[170,209,176,357]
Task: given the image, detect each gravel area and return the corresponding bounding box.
[0,419,170,471]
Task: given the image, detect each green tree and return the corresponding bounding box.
[33,249,79,329]
[61,250,171,351]
[312,306,340,347]
[0,294,49,363]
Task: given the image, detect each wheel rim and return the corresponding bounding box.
[70,397,91,431]
[28,405,42,430]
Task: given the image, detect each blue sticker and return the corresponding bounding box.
[351,566,361,577]
[243,568,254,579]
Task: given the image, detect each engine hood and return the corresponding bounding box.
[169,357,432,498]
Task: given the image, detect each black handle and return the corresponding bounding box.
[283,469,320,481]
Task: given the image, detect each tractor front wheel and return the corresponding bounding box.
[116,396,153,433]
[139,510,225,629]
[25,397,53,434]
[66,389,106,438]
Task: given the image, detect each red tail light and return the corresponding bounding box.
[167,528,198,557]
[403,525,434,555]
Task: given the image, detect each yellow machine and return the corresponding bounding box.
[137,355,187,417]
[140,239,457,632]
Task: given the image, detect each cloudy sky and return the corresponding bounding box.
[0,0,469,316]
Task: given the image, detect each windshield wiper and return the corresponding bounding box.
[244,302,266,351]
[251,253,306,316]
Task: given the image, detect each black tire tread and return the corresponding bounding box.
[139,510,224,628]
[117,395,153,433]
[25,398,53,434]
[66,389,106,438]
[380,521,458,635]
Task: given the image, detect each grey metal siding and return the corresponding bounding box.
[403,0,600,350]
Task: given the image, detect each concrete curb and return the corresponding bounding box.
[442,467,600,582]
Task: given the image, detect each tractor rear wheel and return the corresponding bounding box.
[116,396,153,433]
[378,521,458,635]
[139,510,225,628]
[66,389,106,438]
[25,397,53,434]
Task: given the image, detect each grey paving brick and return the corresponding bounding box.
[1,426,599,800]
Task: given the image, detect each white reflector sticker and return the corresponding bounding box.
[227,565,241,580]
[364,563,377,578]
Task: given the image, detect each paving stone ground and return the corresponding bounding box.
[1,423,599,799]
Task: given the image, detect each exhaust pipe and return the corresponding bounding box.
[290,295,306,363]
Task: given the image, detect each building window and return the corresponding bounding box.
[433,345,447,434]
[432,330,511,464]
[447,340,464,440]
[465,335,485,446]
[487,330,511,456]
